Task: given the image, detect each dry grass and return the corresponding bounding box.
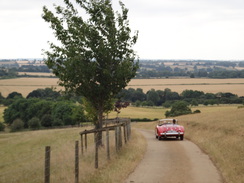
[127,78,244,96]
[1,78,244,97]
[0,78,62,97]
[130,105,244,183]
[0,105,243,182]
[177,107,244,183]
[0,126,146,183]
[18,72,55,77]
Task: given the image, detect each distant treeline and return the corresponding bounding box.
[1,60,244,79]
[0,66,54,79]
[1,87,244,131]
[136,60,244,78]
[117,88,244,107]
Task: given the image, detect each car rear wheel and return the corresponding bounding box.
[180,135,184,140]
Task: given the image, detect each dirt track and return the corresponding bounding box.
[125,129,223,183]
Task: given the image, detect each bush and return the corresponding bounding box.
[28,117,41,130]
[52,118,64,126]
[131,118,158,122]
[193,109,201,114]
[165,101,192,117]
[11,119,24,132]
[41,114,53,127]
[0,122,5,131]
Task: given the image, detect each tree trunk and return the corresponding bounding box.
[96,106,104,147]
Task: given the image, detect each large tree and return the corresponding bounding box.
[42,0,138,137]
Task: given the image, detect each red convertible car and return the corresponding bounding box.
[155,119,184,140]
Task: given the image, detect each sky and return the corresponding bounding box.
[1,0,244,60]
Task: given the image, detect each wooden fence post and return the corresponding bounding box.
[119,126,122,149]
[80,134,83,155]
[123,123,127,144]
[95,132,99,169]
[75,141,79,183]
[127,121,131,140]
[106,129,110,160]
[115,127,119,152]
[85,133,87,152]
[44,146,51,183]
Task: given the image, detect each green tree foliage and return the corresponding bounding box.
[0,92,5,105]
[0,68,17,79]
[117,88,244,107]
[52,101,75,126]
[10,119,24,132]
[0,122,5,131]
[26,88,60,99]
[146,89,159,105]
[41,114,53,127]
[165,101,192,117]
[42,0,138,138]
[4,98,86,128]
[6,92,23,99]
[28,117,41,130]
[181,90,204,99]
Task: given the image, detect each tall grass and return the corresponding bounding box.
[131,105,244,183]
[177,107,244,183]
[1,105,243,183]
[0,126,146,183]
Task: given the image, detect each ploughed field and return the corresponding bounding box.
[0,78,244,97]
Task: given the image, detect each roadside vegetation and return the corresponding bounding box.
[1,105,243,183]
[0,126,146,183]
[132,105,244,183]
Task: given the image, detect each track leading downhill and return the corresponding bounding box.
[125,129,223,183]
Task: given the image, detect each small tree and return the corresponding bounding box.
[28,117,41,130]
[165,101,192,117]
[41,114,53,127]
[11,119,24,132]
[42,0,138,144]
[0,122,5,131]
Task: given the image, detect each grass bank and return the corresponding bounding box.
[178,106,244,183]
[131,105,244,183]
[0,127,146,183]
[1,105,243,183]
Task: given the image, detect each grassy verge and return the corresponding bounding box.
[1,105,243,183]
[0,126,146,183]
[131,105,244,183]
[82,130,146,183]
[177,107,244,183]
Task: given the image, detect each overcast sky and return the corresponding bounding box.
[1,0,244,60]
